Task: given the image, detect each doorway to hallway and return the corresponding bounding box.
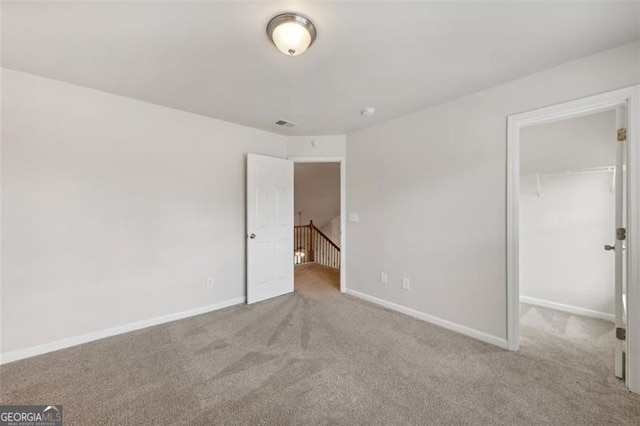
[291,158,345,292]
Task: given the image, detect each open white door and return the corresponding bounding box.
[246,154,294,304]
[612,105,628,379]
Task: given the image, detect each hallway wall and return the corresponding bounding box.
[294,163,341,232]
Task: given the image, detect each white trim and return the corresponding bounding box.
[288,156,347,293]
[0,297,245,365]
[507,114,520,351]
[340,159,346,294]
[507,85,640,393]
[346,289,508,349]
[511,86,640,127]
[627,87,640,393]
[520,296,614,322]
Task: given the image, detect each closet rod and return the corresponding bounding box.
[521,165,623,196]
[521,165,616,178]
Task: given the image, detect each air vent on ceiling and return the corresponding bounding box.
[274,119,297,128]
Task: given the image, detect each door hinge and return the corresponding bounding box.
[617,128,627,142]
[616,327,626,341]
[617,227,626,241]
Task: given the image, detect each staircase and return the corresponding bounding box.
[294,220,340,269]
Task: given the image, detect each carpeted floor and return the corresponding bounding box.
[1,263,639,425]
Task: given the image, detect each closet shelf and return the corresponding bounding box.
[521,166,620,196]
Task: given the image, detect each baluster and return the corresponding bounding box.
[330,244,333,268]
[310,221,315,262]
[307,226,311,263]
[324,239,327,266]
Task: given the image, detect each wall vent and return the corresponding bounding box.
[274,119,297,128]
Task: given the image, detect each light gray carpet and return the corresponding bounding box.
[2,264,639,425]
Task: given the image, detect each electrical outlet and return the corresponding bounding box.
[207,277,215,288]
[402,277,410,291]
[380,272,388,284]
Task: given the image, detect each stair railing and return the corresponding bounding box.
[293,220,340,269]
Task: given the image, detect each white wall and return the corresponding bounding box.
[521,110,616,173]
[1,69,286,358]
[346,41,640,344]
[287,135,346,158]
[520,173,615,319]
[519,111,616,320]
[294,163,340,230]
[320,215,341,247]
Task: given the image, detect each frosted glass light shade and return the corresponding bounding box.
[267,13,317,57]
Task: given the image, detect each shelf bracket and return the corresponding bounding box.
[611,166,616,193]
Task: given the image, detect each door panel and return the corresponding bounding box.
[247,154,294,304]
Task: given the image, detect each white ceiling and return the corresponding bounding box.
[3,1,639,136]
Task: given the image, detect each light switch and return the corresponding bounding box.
[349,213,360,222]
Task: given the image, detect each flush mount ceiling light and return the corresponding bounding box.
[267,13,317,56]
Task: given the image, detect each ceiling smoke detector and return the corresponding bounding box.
[361,107,376,117]
[267,13,317,56]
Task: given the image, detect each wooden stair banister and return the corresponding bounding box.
[310,221,340,251]
[293,220,340,268]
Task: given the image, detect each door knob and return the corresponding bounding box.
[249,233,256,239]
[604,244,615,251]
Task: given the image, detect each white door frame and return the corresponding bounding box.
[288,156,346,293]
[507,85,640,393]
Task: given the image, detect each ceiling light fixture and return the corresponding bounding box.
[267,13,317,56]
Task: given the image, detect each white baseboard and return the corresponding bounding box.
[0,297,246,365]
[345,289,508,349]
[520,295,614,322]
